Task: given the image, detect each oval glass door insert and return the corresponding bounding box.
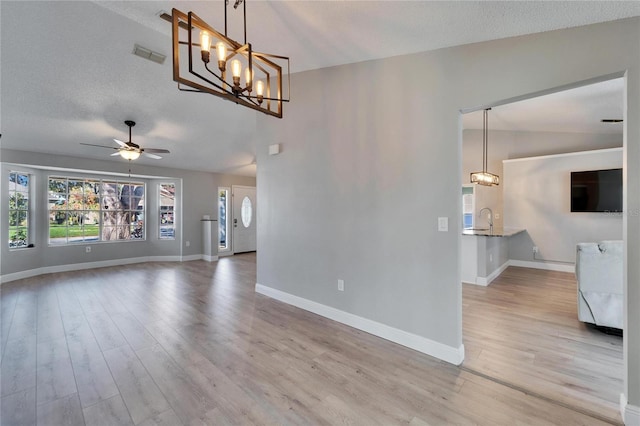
[241,196,252,228]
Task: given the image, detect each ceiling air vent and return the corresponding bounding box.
[132,44,166,65]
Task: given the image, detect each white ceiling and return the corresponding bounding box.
[462,78,624,134]
[1,1,638,176]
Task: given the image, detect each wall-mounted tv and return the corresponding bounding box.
[571,168,622,212]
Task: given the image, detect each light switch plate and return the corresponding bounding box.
[268,143,280,155]
[438,217,448,232]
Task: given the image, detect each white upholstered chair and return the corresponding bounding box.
[575,240,623,329]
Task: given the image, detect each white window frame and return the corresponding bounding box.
[47,175,146,246]
[218,187,230,252]
[8,170,33,249]
[158,182,176,240]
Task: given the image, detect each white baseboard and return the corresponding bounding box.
[255,283,465,366]
[1,255,212,284]
[475,260,510,286]
[201,255,219,262]
[621,393,640,425]
[182,254,204,262]
[508,259,575,273]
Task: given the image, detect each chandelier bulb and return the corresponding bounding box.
[231,59,242,78]
[245,67,252,91]
[231,59,242,88]
[256,80,264,104]
[200,31,212,63]
[216,41,227,72]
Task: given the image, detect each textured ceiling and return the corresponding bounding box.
[463,78,624,134]
[1,1,638,175]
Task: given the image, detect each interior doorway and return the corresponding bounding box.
[459,76,625,424]
[232,185,257,253]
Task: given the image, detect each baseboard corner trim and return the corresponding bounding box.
[476,260,510,286]
[179,254,202,261]
[508,259,574,273]
[201,255,219,262]
[621,393,640,425]
[255,283,465,366]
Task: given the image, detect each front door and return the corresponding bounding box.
[232,185,256,253]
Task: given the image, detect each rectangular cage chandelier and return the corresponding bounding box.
[164,0,290,118]
[470,108,500,186]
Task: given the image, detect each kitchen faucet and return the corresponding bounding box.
[479,207,493,233]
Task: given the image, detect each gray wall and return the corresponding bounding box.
[256,19,640,405]
[1,149,255,276]
[478,236,509,278]
[504,148,623,264]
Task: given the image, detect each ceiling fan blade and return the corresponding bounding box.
[143,148,170,154]
[113,138,127,147]
[80,142,118,150]
[110,152,121,156]
[143,152,162,160]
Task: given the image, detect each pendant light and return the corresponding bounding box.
[470,108,500,186]
[163,0,290,118]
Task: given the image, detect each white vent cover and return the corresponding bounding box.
[132,44,166,65]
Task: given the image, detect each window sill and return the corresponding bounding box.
[9,244,35,251]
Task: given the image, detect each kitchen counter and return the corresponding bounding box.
[462,227,525,237]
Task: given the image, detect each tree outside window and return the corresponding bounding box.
[8,172,30,248]
[48,176,145,244]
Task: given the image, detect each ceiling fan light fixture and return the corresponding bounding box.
[119,150,141,161]
[161,0,290,118]
[80,120,170,161]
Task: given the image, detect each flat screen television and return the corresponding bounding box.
[571,168,622,212]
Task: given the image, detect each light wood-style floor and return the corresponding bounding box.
[463,266,623,425]
[1,254,618,425]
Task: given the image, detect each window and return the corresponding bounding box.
[8,172,31,248]
[218,188,229,250]
[48,177,145,245]
[241,196,252,228]
[462,186,474,229]
[159,183,175,239]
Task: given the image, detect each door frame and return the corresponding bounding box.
[457,72,628,416]
[231,185,257,254]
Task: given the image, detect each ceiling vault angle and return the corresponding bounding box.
[161,0,290,118]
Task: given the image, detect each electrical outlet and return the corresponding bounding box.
[85,246,91,253]
[438,217,448,232]
[337,279,345,292]
[186,241,190,247]
[533,246,539,253]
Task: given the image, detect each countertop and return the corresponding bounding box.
[462,227,526,237]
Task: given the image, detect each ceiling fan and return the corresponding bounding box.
[81,120,170,160]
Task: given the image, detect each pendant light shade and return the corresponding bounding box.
[470,108,500,186]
